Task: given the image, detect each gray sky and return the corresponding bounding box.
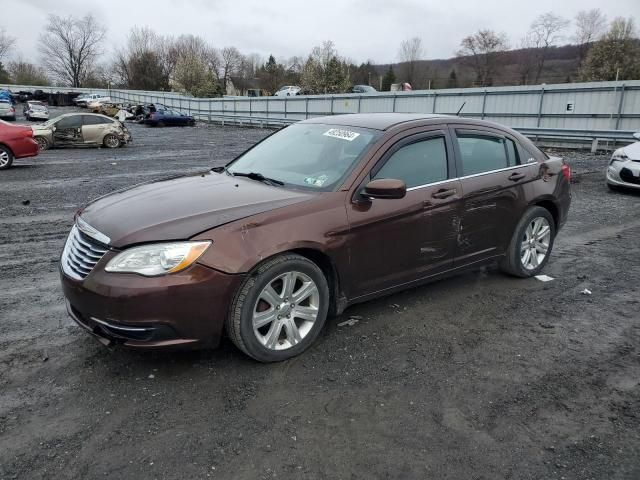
[3,0,638,64]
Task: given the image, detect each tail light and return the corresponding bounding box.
[561,164,571,182]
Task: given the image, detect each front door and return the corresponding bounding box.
[346,129,462,299]
[452,127,536,266]
[53,115,83,146]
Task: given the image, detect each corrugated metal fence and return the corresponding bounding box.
[3,81,640,132]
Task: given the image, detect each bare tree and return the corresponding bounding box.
[219,46,243,92]
[38,14,106,87]
[573,9,607,66]
[397,37,424,86]
[9,59,50,85]
[0,27,15,61]
[529,12,570,83]
[456,30,509,86]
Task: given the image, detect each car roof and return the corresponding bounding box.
[300,113,520,133]
[301,113,453,131]
[57,112,113,119]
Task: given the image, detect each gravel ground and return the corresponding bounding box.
[1,107,639,480]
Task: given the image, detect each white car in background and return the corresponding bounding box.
[23,101,49,121]
[74,94,111,107]
[606,132,640,191]
[274,86,300,97]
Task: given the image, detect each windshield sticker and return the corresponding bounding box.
[304,175,328,187]
[323,128,360,141]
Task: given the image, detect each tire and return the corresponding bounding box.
[188,120,195,127]
[500,206,556,278]
[156,121,165,128]
[0,145,14,170]
[226,253,330,362]
[34,136,49,151]
[102,134,121,149]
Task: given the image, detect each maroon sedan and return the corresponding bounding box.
[0,120,39,170]
[60,114,571,362]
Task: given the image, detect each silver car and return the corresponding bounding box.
[24,101,49,121]
[606,132,640,191]
[0,99,16,120]
[31,113,132,150]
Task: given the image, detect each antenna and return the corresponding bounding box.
[456,102,466,116]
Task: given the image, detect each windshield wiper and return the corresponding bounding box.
[230,171,284,186]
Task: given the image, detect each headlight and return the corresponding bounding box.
[610,149,628,164]
[105,241,211,276]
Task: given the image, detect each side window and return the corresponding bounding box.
[374,136,448,189]
[457,133,508,176]
[506,138,520,166]
[56,116,82,129]
[83,115,110,126]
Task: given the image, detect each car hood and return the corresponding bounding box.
[78,171,315,248]
[31,124,52,133]
[622,141,640,160]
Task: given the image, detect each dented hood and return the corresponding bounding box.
[79,171,313,248]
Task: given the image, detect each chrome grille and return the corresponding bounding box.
[61,225,109,280]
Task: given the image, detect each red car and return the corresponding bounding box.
[0,120,39,170]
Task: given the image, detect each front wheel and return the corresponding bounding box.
[35,136,49,151]
[500,206,556,278]
[0,145,14,170]
[102,133,120,149]
[226,254,330,362]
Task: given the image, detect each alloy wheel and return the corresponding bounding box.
[520,217,551,270]
[35,137,47,150]
[252,271,320,350]
[104,135,120,148]
[0,150,9,168]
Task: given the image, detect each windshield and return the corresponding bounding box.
[227,123,380,191]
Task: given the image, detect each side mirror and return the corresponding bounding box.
[363,178,407,200]
[52,126,56,132]
[633,132,640,141]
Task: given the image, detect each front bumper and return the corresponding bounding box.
[60,259,245,350]
[607,161,640,190]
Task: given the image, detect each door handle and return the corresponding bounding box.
[508,172,526,181]
[431,188,456,199]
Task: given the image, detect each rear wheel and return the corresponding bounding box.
[0,145,14,170]
[226,254,330,362]
[102,134,120,149]
[500,206,555,278]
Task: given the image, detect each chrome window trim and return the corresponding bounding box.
[406,178,453,191]
[404,163,535,192]
[458,164,532,181]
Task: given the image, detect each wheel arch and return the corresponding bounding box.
[0,142,15,157]
[531,198,559,229]
[241,247,345,317]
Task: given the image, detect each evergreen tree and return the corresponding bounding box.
[0,62,9,84]
[447,69,458,88]
[381,66,396,91]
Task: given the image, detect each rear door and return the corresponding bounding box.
[346,128,462,298]
[53,115,83,145]
[82,115,111,144]
[451,126,537,266]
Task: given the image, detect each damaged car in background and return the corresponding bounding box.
[32,113,131,150]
